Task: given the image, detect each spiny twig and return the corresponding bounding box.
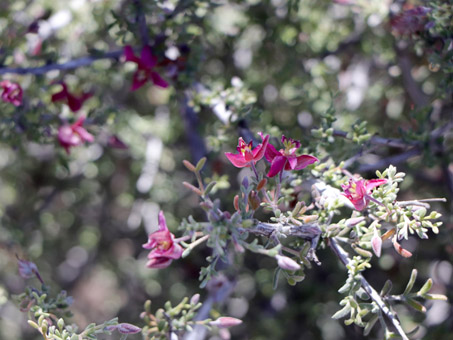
[329,237,410,340]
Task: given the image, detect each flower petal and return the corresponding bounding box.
[293,155,318,170]
[252,133,269,161]
[225,152,249,168]
[124,45,139,63]
[140,45,157,69]
[365,179,387,192]
[146,257,173,269]
[264,143,280,163]
[267,155,287,177]
[131,70,149,91]
[158,210,168,232]
[150,72,169,88]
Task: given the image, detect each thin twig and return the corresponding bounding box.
[333,129,416,149]
[329,237,409,340]
[0,50,124,75]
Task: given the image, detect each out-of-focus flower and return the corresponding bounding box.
[107,135,128,149]
[225,132,269,168]
[264,135,318,177]
[58,116,94,153]
[210,317,243,329]
[51,82,92,112]
[275,254,301,271]
[391,6,431,36]
[124,45,169,91]
[1,80,23,106]
[143,211,183,269]
[17,256,44,284]
[341,178,387,211]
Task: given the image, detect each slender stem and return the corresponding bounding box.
[251,162,278,214]
[0,50,124,75]
[186,234,210,250]
[275,171,283,205]
[329,238,409,340]
[250,162,259,179]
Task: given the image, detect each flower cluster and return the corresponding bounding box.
[143,211,183,269]
[1,80,23,106]
[225,133,318,177]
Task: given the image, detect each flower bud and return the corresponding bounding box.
[117,323,141,334]
[256,178,267,191]
[233,195,240,211]
[275,255,301,271]
[190,294,200,305]
[210,317,242,329]
[371,230,382,258]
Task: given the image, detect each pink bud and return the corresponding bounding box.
[371,230,382,258]
[275,255,301,271]
[190,293,200,305]
[117,323,141,334]
[210,317,242,329]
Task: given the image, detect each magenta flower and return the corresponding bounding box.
[143,211,183,269]
[264,135,318,177]
[391,6,431,36]
[1,80,23,106]
[225,133,269,168]
[124,45,169,91]
[51,82,92,112]
[58,116,95,154]
[341,178,387,211]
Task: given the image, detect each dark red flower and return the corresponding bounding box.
[1,80,23,106]
[391,6,431,36]
[124,45,169,91]
[51,82,92,112]
[264,135,318,177]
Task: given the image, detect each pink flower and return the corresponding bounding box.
[51,82,92,112]
[341,178,387,211]
[225,133,269,168]
[391,6,431,36]
[264,135,318,177]
[58,116,95,154]
[1,80,23,106]
[124,45,169,91]
[143,211,183,269]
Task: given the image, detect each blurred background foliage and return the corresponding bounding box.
[0,0,452,339]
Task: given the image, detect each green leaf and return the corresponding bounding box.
[363,314,378,336]
[403,269,417,295]
[423,293,448,301]
[380,280,393,296]
[332,304,352,320]
[416,278,433,296]
[405,298,426,313]
[273,267,281,290]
